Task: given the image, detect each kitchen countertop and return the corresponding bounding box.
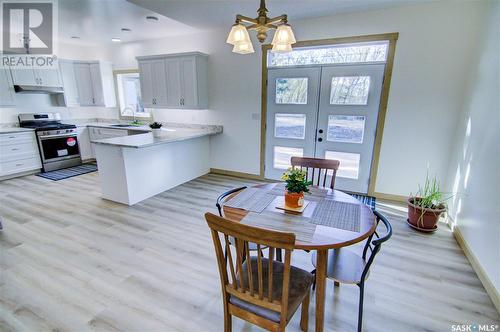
[92,127,222,148]
[78,122,151,131]
[0,127,35,134]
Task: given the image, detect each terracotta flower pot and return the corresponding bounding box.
[285,191,304,208]
[407,197,446,231]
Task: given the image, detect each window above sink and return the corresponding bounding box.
[115,70,152,121]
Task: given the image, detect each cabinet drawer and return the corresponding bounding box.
[0,142,39,162]
[0,132,36,145]
[0,157,41,176]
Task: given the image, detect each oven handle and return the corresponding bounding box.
[39,133,77,140]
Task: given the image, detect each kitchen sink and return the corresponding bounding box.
[110,124,136,127]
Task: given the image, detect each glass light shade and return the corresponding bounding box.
[271,43,292,53]
[226,24,251,45]
[271,24,296,45]
[232,41,255,54]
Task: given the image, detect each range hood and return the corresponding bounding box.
[14,85,64,94]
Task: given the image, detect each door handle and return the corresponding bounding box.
[318,137,323,142]
[318,129,324,134]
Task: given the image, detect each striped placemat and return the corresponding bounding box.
[309,199,361,232]
[224,187,275,213]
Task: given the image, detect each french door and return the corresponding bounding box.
[265,63,385,194]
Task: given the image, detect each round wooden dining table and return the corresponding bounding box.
[223,183,377,332]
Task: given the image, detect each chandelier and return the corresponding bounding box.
[226,0,296,54]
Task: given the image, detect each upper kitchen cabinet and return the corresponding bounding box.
[10,67,62,87]
[0,68,15,106]
[74,60,116,107]
[137,59,168,108]
[57,60,80,107]
[136,52,208,109]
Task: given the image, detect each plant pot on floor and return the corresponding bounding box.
[285,191,304,208]
[407,197,446,231]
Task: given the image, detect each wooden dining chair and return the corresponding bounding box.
[310,210,393,332]
[216,186,268,260]
[291,157,340,189]
[205,212,314,332]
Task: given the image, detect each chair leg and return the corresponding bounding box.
[357,282,365,332]
[224,310,232,332]
[311,269,316,291]
[300,291,310,331]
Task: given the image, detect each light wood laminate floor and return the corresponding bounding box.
[0,172,498,331]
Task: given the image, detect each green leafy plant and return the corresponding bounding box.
[130,119,144,126]
[149,122,163,129]
[410,173,448,210]
[281,167,312,194]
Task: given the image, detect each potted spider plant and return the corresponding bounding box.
[407,174,449,232]
[281,168,312,208]
[149,122,163,137]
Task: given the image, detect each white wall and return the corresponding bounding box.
[0,41,118,125]
[111,0,488,196]
[445,0,499,293]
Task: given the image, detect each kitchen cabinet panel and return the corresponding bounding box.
[0,68,15,106]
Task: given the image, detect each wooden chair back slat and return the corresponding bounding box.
[235,238,245,291]
[224,234,237,289]
[291,156,340,190]
[205,212,296,324]
[245,242,254,295]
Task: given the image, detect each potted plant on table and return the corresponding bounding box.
[281,168,312,208]
[407,174,449,232]
[149,122,163,137]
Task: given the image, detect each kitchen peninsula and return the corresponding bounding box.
[92,125,222,205]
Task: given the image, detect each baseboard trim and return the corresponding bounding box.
[210,168,264,181]
[453,225,500,314]
[372,191,407,203]
[0,169,40,181]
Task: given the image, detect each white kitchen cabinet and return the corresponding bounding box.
[10,67,61,87]
[74,61,116,107]
[136,52,208,109]
[138,59,168,108]
[57,60,80,107]
[76,127,94,160]
[0,131,42,178]
[0,68,15,106]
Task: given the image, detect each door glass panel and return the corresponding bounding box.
[327,115,365,143]
[273,146,303,169]
[330,76,370,105]
[325,151,360,179]
[275,113,306,139]
[276,78,308,104]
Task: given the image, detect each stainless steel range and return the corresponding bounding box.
[19,113,82,172]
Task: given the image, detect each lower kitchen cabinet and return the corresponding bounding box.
[0,131,42,178]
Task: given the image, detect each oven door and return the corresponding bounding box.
[38,134,81,163]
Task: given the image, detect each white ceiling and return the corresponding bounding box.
[127,0,429,29]
[58,0,198,45]
[59,0,429,45]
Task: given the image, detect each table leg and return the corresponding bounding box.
[315,249,328,332]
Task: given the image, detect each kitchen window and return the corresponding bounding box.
[115,70,151,119]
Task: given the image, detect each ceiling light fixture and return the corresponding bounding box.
[146,15,159,22]
[111,38,121,42]
[226,0,296,54]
